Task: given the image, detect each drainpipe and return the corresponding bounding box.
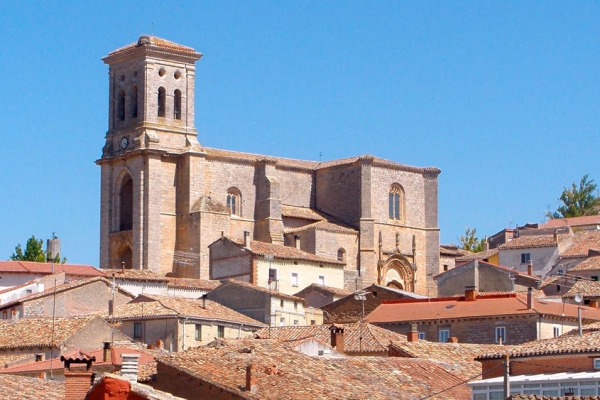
[182,317,188,351]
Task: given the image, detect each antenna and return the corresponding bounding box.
[151,22,154,36]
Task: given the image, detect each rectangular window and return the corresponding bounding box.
[291,272,299,287]
[268,268,278,282]
[280,299,284,308]
[418,332,425,340]
[217,326,225,338]
[438,329,449,343]
[133,322,142,339]
[521,253,531,264]
[553,326,560,338]
[2,311,6,320]
[195,324,202,341]
[279,317,285,326]
[318,275,325,286]
[495,326,506,344]
[594,358,600,369]
[293,320,299,326]
[294,301,298,310]
[593,276,599,281]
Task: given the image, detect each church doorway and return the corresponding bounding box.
[379,255,414,292]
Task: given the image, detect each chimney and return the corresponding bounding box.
[155,339,164,350]
[120,353,140,383]
[244,231,250,248]
[202,294,207,309]
[330,325,345,353]
[465,286,477,302]
[527,261,533,276]
[246,364,257,393]
[11,310,19,320]
[554,229,558,242]
[103,342,112,363]
[590,299,599,309]
[448,337,459,343]
[62,356,95,400]
[294,235,301,250]
[527,287,533,310]
[483,239,489,252]
[407,323,419,342]
[121,261,125,274]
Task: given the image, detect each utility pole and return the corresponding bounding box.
[503,354,510,399]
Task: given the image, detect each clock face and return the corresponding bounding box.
[120,137,128,149]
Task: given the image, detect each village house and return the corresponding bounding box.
[209,235,347,295]
[0,272,66,306]
[0,261,103,290]
[454,247,500,267]
[320,283,426,324]
[254,322,407,356]
[293,283,352,308]
[109,294,265,352]
[439,244,470,272]
[150,338,470,399]
[365,287,600,345]
[541,215,600,232]
[206,279,323,326]
[434,260,541,297]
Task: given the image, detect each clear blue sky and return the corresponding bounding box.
[1,2,599,267]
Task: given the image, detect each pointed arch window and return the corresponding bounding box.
[226,188,242,216]
[174,89,182,120]
[120,175,133,231]
[117,90,125,121]
[389,184,405,220]
[158,87,166,117]
[131,86,138,118]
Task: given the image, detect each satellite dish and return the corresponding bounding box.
[575,294,584,303]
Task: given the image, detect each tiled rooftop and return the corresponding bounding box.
[0,316,98,349]
[0,374,64,399]
[366,293,600,324]
[111,295,266,328]
[294,283,352,299]
[570,256,600,272]
[283,220,358,235]
[0,261,102,277]
[455,248,499,262]
[101,268,169,282]
[254,322,407,354]
[214,279,306,303]
[281,205,325,221]
[498,234,563,250]
[107,35,200,57]
[563,280,600,298]
[248,240,346,265]
[156,338,468,399]
[561,230,600,258]
[478,328,600,359]
[542,215,600,229]
[165,277,219,291]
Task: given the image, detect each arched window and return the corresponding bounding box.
[337,248,346,262]
[131,86,138,118]
[174,89,182,120]
[158,87,166,117]
[120,175,133,231]
[117,90,125,121]
[389,184,404,220]
[226,188,242,216]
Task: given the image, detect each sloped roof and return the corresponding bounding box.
[0,374,64,399]
[560,230,600,258]
[434,260,541,282]
[498,234,562,250]
[254,322,406,354]
[0,261,102,277]
[281,205,325,221]
[111,295,265,328]
[366,293,600,324]
[542,215,600,229]
[294,283,352,299]
[563,280,600,298]
[569,256,600,272]
[455,248,499,262]
[101,269,169,282]
[213,279,305,303]
[283,220,358,235]
[156,338,468,399]
[106,35,201,58]
[0,316,98,349]
[166,277,219,291]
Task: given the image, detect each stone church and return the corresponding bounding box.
[97,36,441,295]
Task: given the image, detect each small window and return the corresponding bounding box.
[291,272,299,287]
[157,87,166,117]
[280,299,284,308]
[174,89,182,120]
[133,322,142,339]
[593,276,599,282]
[217,326,225,338]
[594,358,600,370]
[131,86,138,118]
[294,301,298,310]
[521,253,531,264]
[337,248,346,262]
[279,317,285,326]
[117,90,125,121]
[268,268,278,283]
[388,184,404,220]
[438,329,449,343]
[443,264,449,272]
[418,332,425,340]
[226,188,242,216]
[2,311,6,320]
[195,324,202,341]
[293,320,299,326]
[495,326,506,344]
[553,326,561,338]
[318,275,325,286]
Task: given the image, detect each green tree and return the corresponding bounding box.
[458,227,485,253]
[549,174,600,219]
[9,235,66,263]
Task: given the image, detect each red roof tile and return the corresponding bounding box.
[107,36,201,58]
[0,261,102,277]
[570,256,600,272]
[561,230,600,258]
[0,374,64,399]
[542,215,600,229]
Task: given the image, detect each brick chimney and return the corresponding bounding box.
[155,339,164,350]
[330,325,345,353]
[294,235,301,250]
[465,286,477,302]
[62,355,95,400]
[407,323,419,342]
[448,337,459,343]
[246,364,257,393]
[103,342,111,363]
[527,287,534,310]
[483,238,489,252]
[121,353,140,383]
[244,231,251,248]
[527,261,533,276]
[201,294,207,309]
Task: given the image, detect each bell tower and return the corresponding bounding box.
[97,36,203,272]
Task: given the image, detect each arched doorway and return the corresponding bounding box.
[379,255,415,292]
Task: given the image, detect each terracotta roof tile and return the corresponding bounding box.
[366,293,600,324]
[247,240,345,265]
[111,295,266,328]
[294,283,352,299]
[281,205,325,221]
[101,269,168,282]
[542,215,600,229]
[0,261,102,277]
[0,374,64,399]
[214,280,305,303]
[107,36,200,58]
[165,277,219,291]
[156,338,468,399]
[498,229,572,250]
[455,248,499,262]
[561,230,600,258]
[570,256,600,272]
[254,322,406,354]
[563,280,600,298]
[0,316,98,349]
[283,220,358,235]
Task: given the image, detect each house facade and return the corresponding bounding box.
[97,36,441,295]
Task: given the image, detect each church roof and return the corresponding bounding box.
[106,35,201,59]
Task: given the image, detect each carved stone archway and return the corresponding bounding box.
[378,254,415,292]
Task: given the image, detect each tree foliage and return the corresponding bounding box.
[458,227,485,253]
[549,174,600,219]
[9,235,66,263]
